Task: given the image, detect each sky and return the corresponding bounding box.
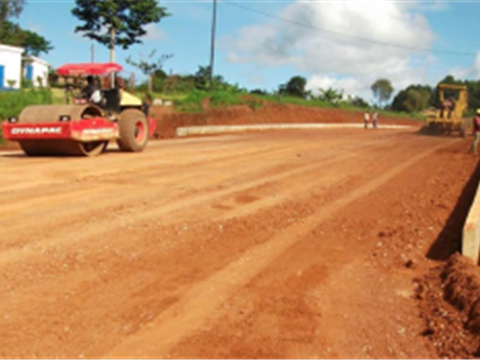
[14,0,480,102]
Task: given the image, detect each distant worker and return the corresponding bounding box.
[470,109,480,155]
[364,111,370,129]
[372,111,378,129]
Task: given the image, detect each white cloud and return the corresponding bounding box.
[224,0,438,101]
[306,59,431,103]
[449,52,480,80]
[307,75,363,99]
[144,24,166,42]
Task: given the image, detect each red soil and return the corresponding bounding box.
[3,104,480,358]
[149,103,420,139]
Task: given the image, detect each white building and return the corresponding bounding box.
[23,56,50,87]
[0,44,24,90]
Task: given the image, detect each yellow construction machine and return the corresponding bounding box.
[424,84,470,137]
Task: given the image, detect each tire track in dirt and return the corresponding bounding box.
[172,144,472,358]
[0,146,373,267]
[0,132,448,288]
[0,134,341,209]
[160,133,449,224]
[0,129,386,197]
[0,137,322,227]
[0,132,402,253]
[0,137,305,193]
[106,138,460,358]
[0,130,459,357]
[0,128,397,192]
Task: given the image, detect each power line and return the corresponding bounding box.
[221,0,478,57]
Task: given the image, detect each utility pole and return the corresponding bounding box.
[90,44,94,63]
[110,26,116,87]
[209,0,217,92]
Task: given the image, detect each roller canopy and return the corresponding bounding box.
[57,63,123,76]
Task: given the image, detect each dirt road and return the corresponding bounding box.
[0,128,478,358]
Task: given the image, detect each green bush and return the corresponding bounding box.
[0,89,53,143]
[210,90,243,107]
[0,88,53,120]
[174,89,207,113]
[175,89,251,113]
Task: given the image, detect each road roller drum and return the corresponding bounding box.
[14,104,109,156]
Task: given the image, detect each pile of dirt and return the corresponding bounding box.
[417,254,480,358]
[149,103,421,139]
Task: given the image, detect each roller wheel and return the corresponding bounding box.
[79,141,109,156]
[116,109,148,152]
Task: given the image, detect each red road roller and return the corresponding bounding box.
[1,62,156,156]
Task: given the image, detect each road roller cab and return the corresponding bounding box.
[1,62,156,156]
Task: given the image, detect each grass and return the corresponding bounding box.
[253,94,427,122]
[6,86,428,124]
[0,88,53,143]
[174,90,250,113]
[51,88,68,104]
[50,84,426,123]
[0,88,53,119]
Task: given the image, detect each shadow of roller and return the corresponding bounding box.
[18,139,107,157]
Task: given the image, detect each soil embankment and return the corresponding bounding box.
[1,103,420,149]
[149,103,420,139]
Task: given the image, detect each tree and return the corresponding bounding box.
[403,88,428,112]
[0,20,53,56]
[465,80,480,115]
[194,65,224,91]
[194,65,210,91]
[21,29,54,56]
[317,87,343,103]
[0,0,25,21]
[126,50,173,92]
[391,85,432,113]
[281,76,309,98]
[72,0,169,65]
[250,88,268,96]
[350,96,369,108]
[0,20,22,44]
[371,79,394,108]
[0,1,53,56]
